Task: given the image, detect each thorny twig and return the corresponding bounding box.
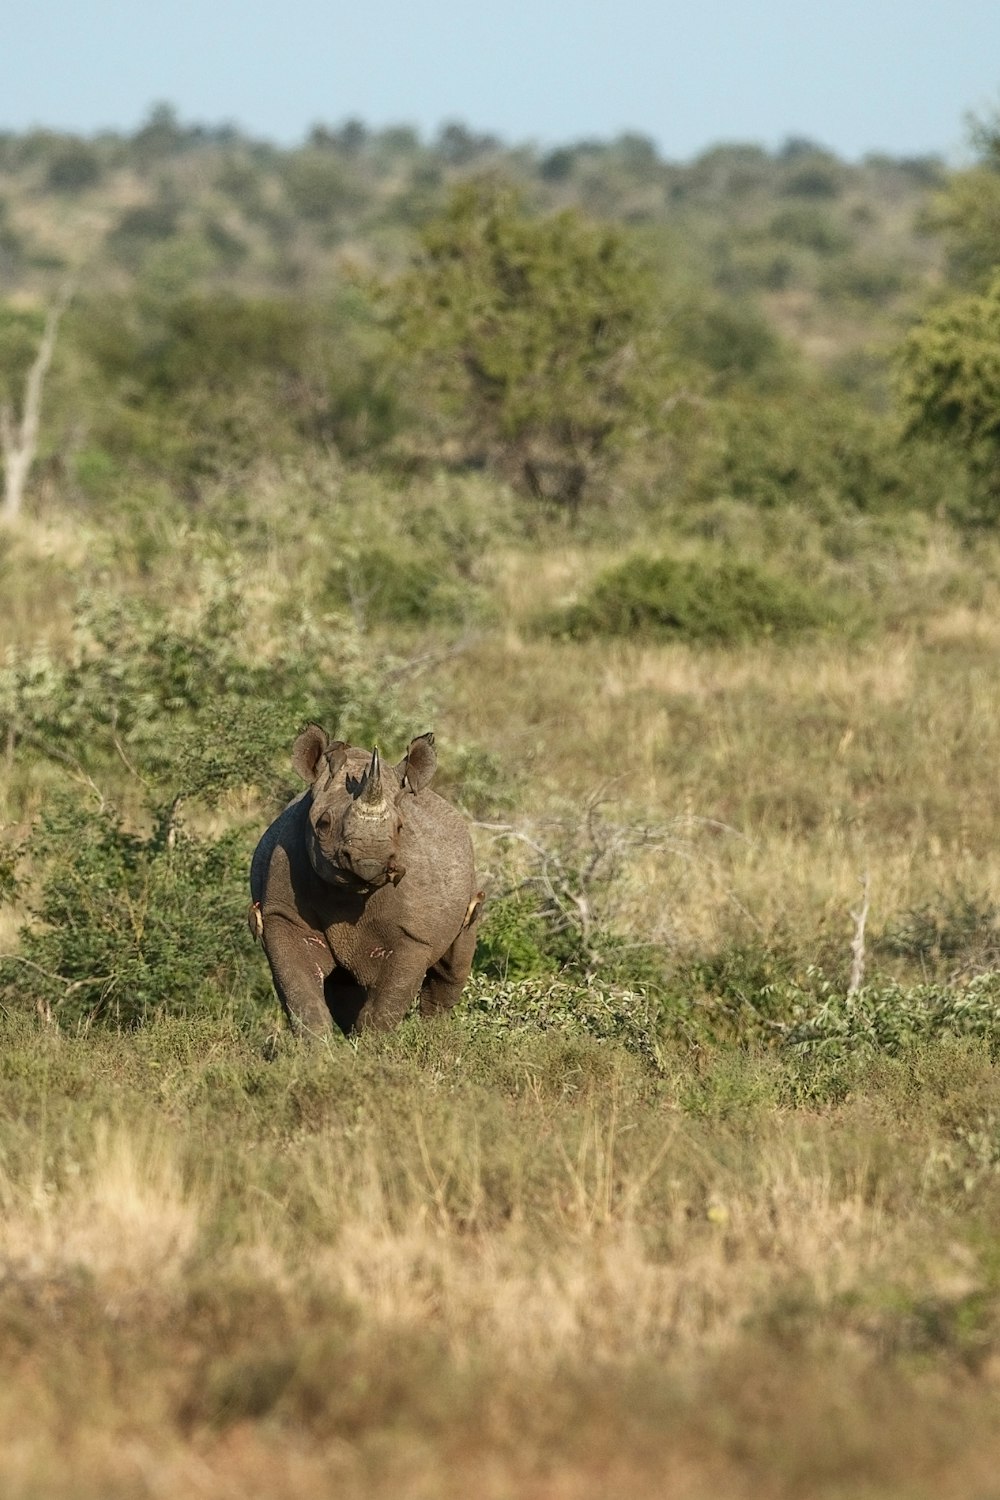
[2,722,106,808]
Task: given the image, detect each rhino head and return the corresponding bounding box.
[291,725,438,891]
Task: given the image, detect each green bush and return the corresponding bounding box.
[769,206,852,254]
[775,972,1000,1058]
[545,554,838,644]
[0,586,426,813]
[686,950,1000,1059]
[670,298,792,390]
[473,895,560,980]
[780,162,843,199]
[326,545,485,627]
[44,141,102,192]
[460,974,662,1064]
[107,198,181,264]
[0,795,264,1028]
[694,392,946,516]
[77,289,400,485]
[281,151,362,223]
[897,272,1000,516]
[818,257,907,306]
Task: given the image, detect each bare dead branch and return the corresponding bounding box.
[0,953,113,997]
[381,634,481,687]
[112,732,150,787]
[473,797,758,970]
[848,872,871,997]
[1,283,74,524]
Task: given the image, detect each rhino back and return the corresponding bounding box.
[398,788,475,914]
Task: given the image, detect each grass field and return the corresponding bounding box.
[1,1008,999,1499]
[4,485,1000,1497]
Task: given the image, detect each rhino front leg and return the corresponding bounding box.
[262,911,337,1037]
[354,944,433,1034]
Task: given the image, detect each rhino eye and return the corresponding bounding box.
[315,812,333,836]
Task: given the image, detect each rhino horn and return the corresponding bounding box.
[358,745,386,806]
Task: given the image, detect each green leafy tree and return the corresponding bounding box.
[923,105,1000,288]
[898,273,1000,509]
[378,180,671,514]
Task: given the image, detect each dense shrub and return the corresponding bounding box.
[897,273,1000,516]
[44,141,103,192]
[281,151,363,223]
[0,586,425,816]
[877,886,1000,979]
[545,554,838,643]
[670,298,791,390]
[0,796,263,1027]
[775,972,1000,1057]
[326,545,487,627]
[769,206,852,254]
[460,974,662,1064]
[694,392,948,516]
[76,289,400,483]
[107,199,181,264]
[473,895,560,980]
[818,256,907,306]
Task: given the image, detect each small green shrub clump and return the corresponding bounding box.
[326,545,487,627]
[473,894,559,981]
[546,554,837,644]
[691,952,1000,1059]
[774,972,1000,1058]
[460,974,663,1064]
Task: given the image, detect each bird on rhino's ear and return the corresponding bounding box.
[397,732,437,794]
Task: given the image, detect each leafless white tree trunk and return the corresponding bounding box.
[847,871,871,996]
[0,284,72,525]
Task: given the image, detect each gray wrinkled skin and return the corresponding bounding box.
[250,728,483,1036]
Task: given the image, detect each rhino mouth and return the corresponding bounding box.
[335,859,405,892]
[319,860,386,892]
[322,856,403,893]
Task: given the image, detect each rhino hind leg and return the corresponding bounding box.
[419,922,480,1019]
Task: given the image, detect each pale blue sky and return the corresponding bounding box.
[4,0,999,161]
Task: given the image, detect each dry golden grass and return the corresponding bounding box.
[0,1035,998,1500]
[424,524,1000,977]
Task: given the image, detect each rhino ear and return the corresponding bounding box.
[292,725,330,781]
[398,732,437,794]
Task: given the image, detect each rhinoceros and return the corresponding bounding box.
[250,726,483,1035]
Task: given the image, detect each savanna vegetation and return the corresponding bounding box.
[3,103,1000,1497]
